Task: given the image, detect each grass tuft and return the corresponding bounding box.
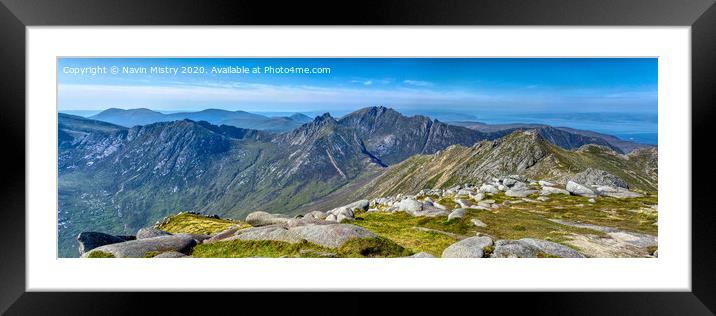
[87,250,115,258]
[157,213,251,235]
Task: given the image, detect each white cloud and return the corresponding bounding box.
[403,80,433,87]
[57,82,498,111]
[57,81,656,114]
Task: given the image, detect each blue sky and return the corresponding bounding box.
[57,58,657,116]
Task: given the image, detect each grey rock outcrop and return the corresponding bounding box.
[406,252,436,258]
[77,232,135,255]
[540,186,570,196]
[229,225,302,243]
[245,211,290,227]
[571,168,629,189]
[81,235,197,258]
[397,198,423,213]
[441,236,494,258]
[505,189,537,197]
[566,181,597,197]
[447,208,466,221]
[153,251,188,258]
[136,227,172,239]
[288,224,377,248]
[519,238,585,258]
[491,240,540,258]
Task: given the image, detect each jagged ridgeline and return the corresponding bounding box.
[354,131,658,200]
[57,107,656,257]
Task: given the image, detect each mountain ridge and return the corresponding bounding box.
[57,106,657,257]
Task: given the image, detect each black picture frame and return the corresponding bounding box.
[1,0,715,314]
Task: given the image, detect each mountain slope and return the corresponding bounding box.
[337,106,491,165]
[354,130,658,199]
[450,121,653,153]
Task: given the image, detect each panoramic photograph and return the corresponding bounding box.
[57,58,658,259]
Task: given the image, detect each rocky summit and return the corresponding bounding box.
[60,107,657,258]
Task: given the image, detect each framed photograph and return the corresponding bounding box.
[2,0,715,314]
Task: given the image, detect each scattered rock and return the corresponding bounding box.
[82,235,197,258]
[447,208,466,221]
[491,240,539,258]
[566,181,597,197]
[471,219,487,227]
[77,232,135,255]
[153,251,188,258]
[303,211,327,220]
[229,225,302,243]
[406,252,436,258]
[477,201,494,208]
[479,184,499,194]
[441,236,494,258]
[457,189,474,196]
[288,224,377,248]
[432,202,448,210]
[136,227,172,239]
[397,198,423,213]
[540,186,570,196]
[595,186,644,198]
[505,189,537,197]
[518,238,585,258]
[571,168,629,189]
[538,180,555,187]
[503,178,519,187]
[455,199,474,208]
[245,211,290,227]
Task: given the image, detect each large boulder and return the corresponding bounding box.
[343,199,370,211]
[229,226,303,243]
[471,219,488,227]
[455,199,474,208]
[81,235,197,258]
[406,252,436,258]
[77,232,135,255]
[594,186,643,198]
[288,224,377,248]
[566,181,597,197]
[441,236,494,258]
[491,240,539,258]
[245,211,290,227]
[518,238,585,258]
[136,227,172,239]
[538,180,555,187]
[571,168,629,189]
[327,200,370,219]
[505,189,537,197]
[153,251,188,258]
[397,198,423,213]
[479,184,499,194]
[541,186,570,196]
[303,211,327,220]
